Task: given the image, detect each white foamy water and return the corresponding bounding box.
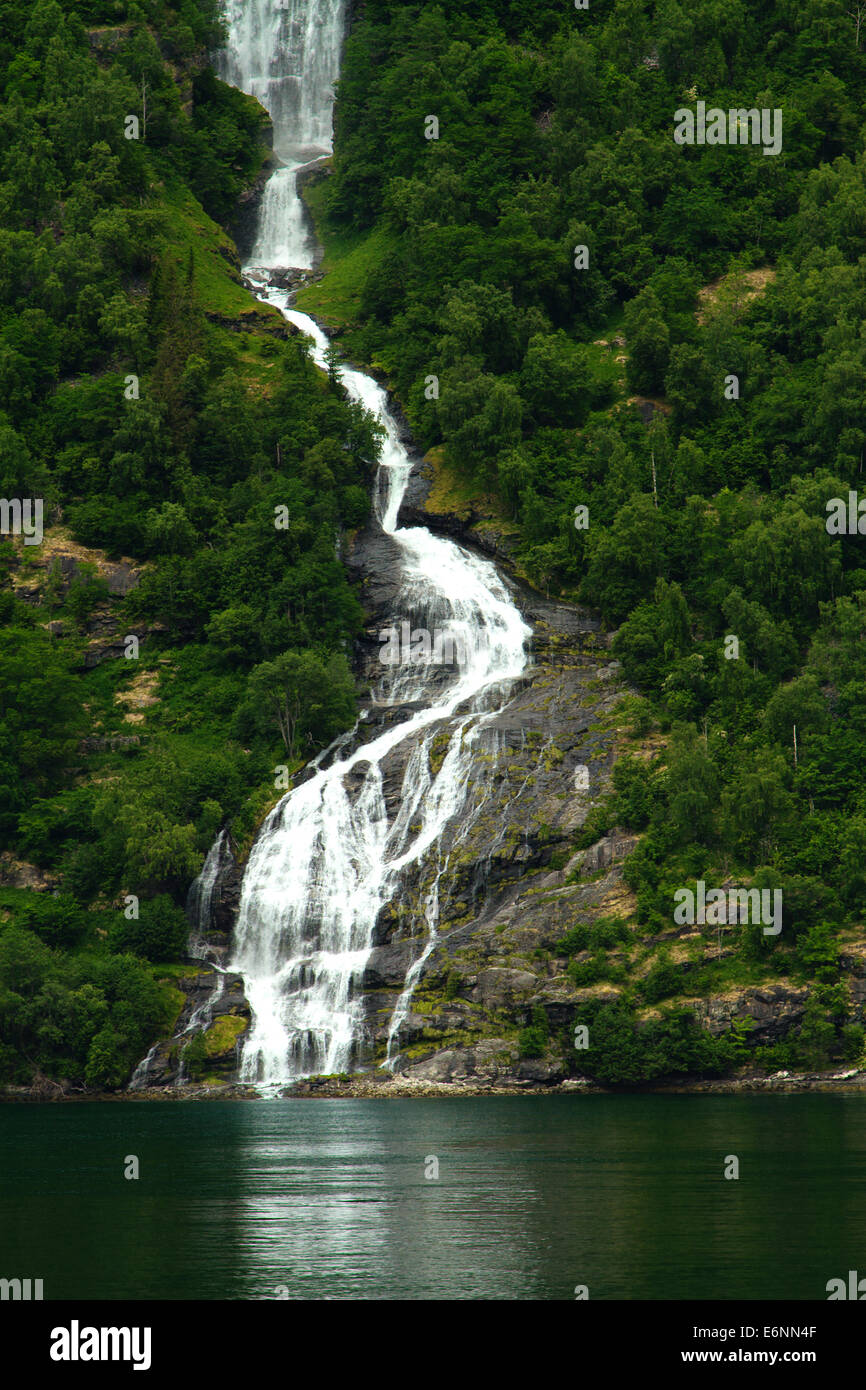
[182,2,533,1087]
[217,0,345,269]
[228,305,530,1084]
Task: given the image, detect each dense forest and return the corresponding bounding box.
[301,0,866,1080]
[3,0,866,1089]
[0,0,377,1087]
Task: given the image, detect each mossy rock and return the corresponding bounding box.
[161,986,186,1034]
[428,731,452,776]
[201,1014,247,1058]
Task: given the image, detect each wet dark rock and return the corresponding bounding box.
[79,623,167,669]
[473,968,539,1008]
[363,942,416,988]
[201,835,241,946]
[344,524,408,629]
[79,734,143,753]
[570,832,641,877]
[131,968,251,1090]
[695,984,809,1041]
[231,152,278,256]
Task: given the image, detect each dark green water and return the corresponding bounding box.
[1,1094,863,1300]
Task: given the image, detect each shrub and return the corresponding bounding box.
[518,1004,550,1058]
[641,954,685,1004]
[13,892,87,949]
[109,894,189,963]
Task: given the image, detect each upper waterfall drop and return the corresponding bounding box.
[217,0,346,270]
[217,0,345,158]
[212,0,532,1090]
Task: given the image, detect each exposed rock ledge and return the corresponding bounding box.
[6,1066,866,1102]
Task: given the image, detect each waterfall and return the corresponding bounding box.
[186,827,230,959]
[213,0,532,1088]
[128,830,231,1090]
[217,0,346,270]
[128,1042,160,1092]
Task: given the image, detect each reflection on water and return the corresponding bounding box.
[0,1096,863,1300]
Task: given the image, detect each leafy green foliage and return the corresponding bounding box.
[572,1000,747,1085]
[108,894,189,963]
[0,923,176,1089]
[0,2,380,1087]
[518,1003,550,1059]
[311,0,866,1080]
[5,0,866,1089]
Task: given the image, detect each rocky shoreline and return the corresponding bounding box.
[4,1065,866,1102]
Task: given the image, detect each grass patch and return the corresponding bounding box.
[155,176,283,326]
[296,176,398,330]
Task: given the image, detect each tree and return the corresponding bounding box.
[109,895,189,963]
[721,588,797,679]
[245,650,356,754]
[0,628,84,825]
[85,1027,129,1090]
[611,755,660,829]
[613,601,667,688]
[205,604,261,666]
[664,723,719,845]
[144,501,196,556]
[664,343,716,429]
[763,675,828,751]
[519,332,592,427]
[624,287,670,395]
[582,493,669,623]
[808,591,866,685]
[720,749,793,859]
[437,371,523,487]
[64,563,109,630]
[518,1004,549,1058]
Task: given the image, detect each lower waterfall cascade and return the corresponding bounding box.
[227,303,532,1085]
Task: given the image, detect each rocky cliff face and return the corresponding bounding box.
[347,550,626,1079]
[143,444,866,1095]
[150,437,629,1089]
[134,967,251,1087]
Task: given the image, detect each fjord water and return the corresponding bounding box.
[4,1095,865,1299]
[215,0,531,1085]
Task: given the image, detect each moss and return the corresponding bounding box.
[161,986,186,1035]
[444,969,461,1000]
[401,1028,483,1058]
[201,1014,247,1058]
[154,963,201,981]
[428,730,452,777]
